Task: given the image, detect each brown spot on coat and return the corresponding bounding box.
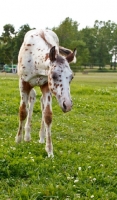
[56,84,59,88]
[49,82,52,86]
[58,95,61,98]
[22,80,33,94]
[48,96,50,101]
[19,102,27,121]
[19,57,22,63]
[44,105,52,125]
[45,53,49,61]
[40,82,49,93]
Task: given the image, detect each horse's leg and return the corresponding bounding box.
[40,83,53,157]
[24,88,36,141]
[39,96,46,143]
[15,79,32,143]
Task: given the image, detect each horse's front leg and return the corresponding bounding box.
[39,96,46,143]
[40,83,53,157]
[44,103,53,157]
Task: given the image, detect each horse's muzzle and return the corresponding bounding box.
[62,100,73,112]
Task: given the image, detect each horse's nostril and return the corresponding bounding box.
[63,101,67,110]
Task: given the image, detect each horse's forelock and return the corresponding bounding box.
[56,55,65,64]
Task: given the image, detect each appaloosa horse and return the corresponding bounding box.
[15,29,76,157]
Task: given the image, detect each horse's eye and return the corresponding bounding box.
[52,73,58,80]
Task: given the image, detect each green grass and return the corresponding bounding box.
[0,73,117,199]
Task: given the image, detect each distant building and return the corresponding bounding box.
[109,46,117,63]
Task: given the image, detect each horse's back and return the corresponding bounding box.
[23,29,59,50]
[18,29,59,79]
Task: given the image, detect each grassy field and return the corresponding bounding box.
[0,73,117,199]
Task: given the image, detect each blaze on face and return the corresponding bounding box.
[48,47,76,112]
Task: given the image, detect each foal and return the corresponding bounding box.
[15,29,76,157]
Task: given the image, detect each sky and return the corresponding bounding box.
[0,0,117,35]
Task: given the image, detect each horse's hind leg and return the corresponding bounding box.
[15,79,32,143]
[15,83,28,142]
[24,88,36,141]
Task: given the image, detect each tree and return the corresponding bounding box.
[53,17,79,48]
[0,41,5,70]
[1,19,117,70]
[0,24,32,65]
[52,17,90,67]
[70,39,90,67]
[93,20,117,69]
[79,27,97,67]
[13,24,32,63]
[0,24,16,64]
[80,20,117,69]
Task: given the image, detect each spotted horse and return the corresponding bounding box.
[15,29,76,157]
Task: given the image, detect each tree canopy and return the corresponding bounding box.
[0,18,117,69]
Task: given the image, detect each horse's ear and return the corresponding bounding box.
[49,46,56,62]
[66,48,77,63]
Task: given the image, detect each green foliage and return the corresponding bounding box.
[1,24,15,40]
[1,19,117,69]
[0,73,117,199]
[14,24,32,62]
[81,20,117,67]
[0,24,32,65]
[53,17,90,66]
[72,40,90,66]
[53,17,79,48]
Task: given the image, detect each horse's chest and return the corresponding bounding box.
[29,75,48,86]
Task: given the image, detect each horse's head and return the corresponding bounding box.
[48,46,76,112]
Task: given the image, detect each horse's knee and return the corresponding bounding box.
[29,89,36,102]
[19,102,27,121]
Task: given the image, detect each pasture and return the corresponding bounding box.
[0,72,117,199]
